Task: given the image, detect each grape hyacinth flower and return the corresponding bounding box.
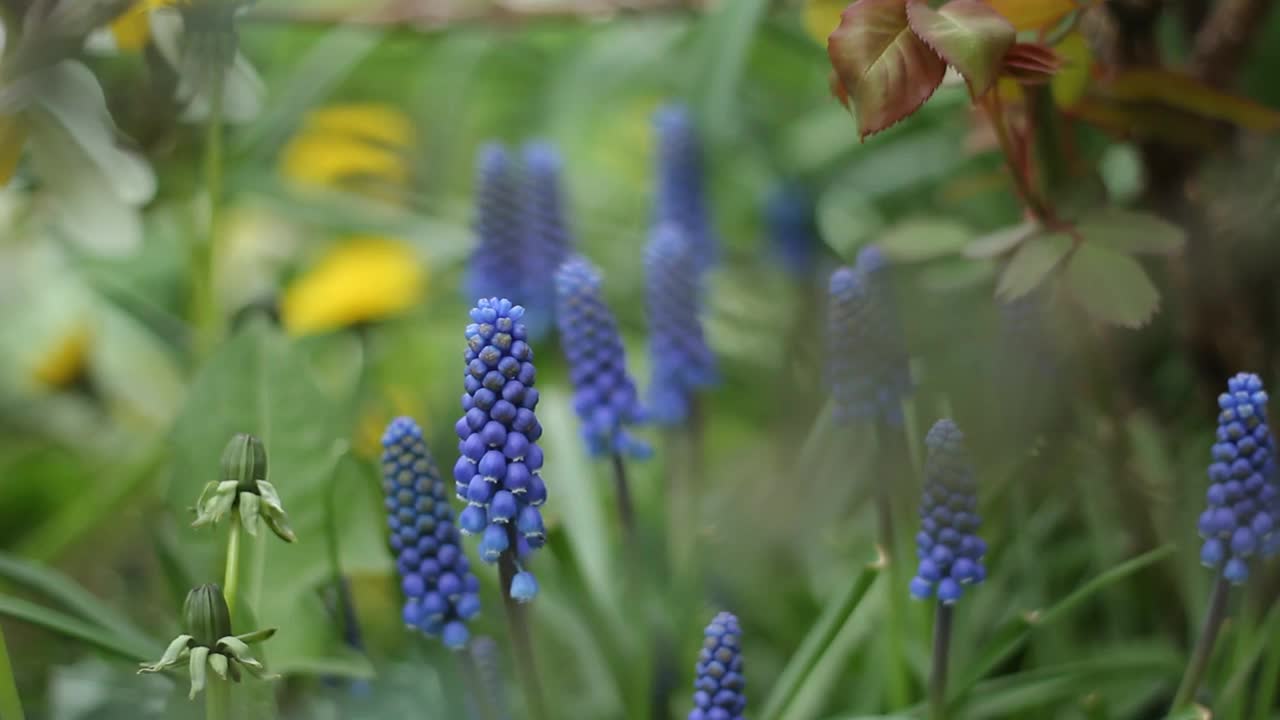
[825,245,912,427]
[455,298,546,602]
[910,419,987,604]
[654,105,718,271]
[645,224,717,425]
[688,612,745,720]
[520,141,575,339]
[555,256,649,458]
[466,144,525,304]
[1197,372,1279,585]
[764,183,821,279]
[381,417,481,648]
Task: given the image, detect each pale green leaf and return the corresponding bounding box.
[1077,208,1186,255]
[995,232,1071,300]
[963,221,1037,259]
[878,218,971,262]
[1064,243,1161,328]
[906,0,1016,96]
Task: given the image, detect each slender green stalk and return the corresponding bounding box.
[206,674,230,720]
[874,428,911,710]
[1171,576,1232,712]
[457,647,498,720]
[610,452,637,545]
[497,528,547,720]
[929,604,955,720]
[222,512,242,619]
[193,56,227,358]
[0,622,25,720]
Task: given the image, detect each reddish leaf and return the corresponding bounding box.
[828,70,852,110]
[1002,42,1062,85]
[828,0,947,139]
[907,0,1015,96]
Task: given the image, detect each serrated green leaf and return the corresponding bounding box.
[963,221,1037,259]
[828,0,947,139]
[906,0,1015,96]
[1064,243,1161,327]
[878,218,971,262]
[1077,208,1186,255]
[996,232,1071,300]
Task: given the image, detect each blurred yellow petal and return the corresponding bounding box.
[1051,32,1092,108]
[109,0,175,50]
[32,324,91,389]
[354,385,423,458]
[281,237,425,336]
[0,116,28,185]
[305,104,414,149]
[279,131,409,190]
[804,0,846,46]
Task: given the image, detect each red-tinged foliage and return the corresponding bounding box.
[828,69,852,110]
[827,0,947,139]
[906,0,1015,97]
[1002,42,1062,85]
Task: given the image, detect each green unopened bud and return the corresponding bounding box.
[221,433,267,493]
[183,585,232,649]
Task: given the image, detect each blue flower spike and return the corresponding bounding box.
[1198,372,1280,585]
[457,298,548,602]
[826,245,912,427]
[520,141,575,339]
[467,144,525,304]
[555,256,650,458]
[645,223,718,425]
[765,183,821,279]
[380,417,481,649]
[654,105,718,271]
[689,611,745,720]
[910,419,987,605]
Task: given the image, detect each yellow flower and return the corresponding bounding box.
[280,236,425,336]
[32,324,91,390]
[354,385,423,458]
[279,103,414,194]
[804,0,845,47]
[109,0,174,51]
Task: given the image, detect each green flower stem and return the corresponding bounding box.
[610,452,637,546]
[205,674,230,720]
[929,603,955,720]
[0,622,25,720]
[456,646,497,720]
[193,59,227,358]
[497,529,547,720]
[874,428,911,710]
[1171,576,1232,713]
[222,512,242,619]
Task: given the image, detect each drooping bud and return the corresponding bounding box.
[193,432,296,543]
[220,433,267,493]
[183,584,232,649]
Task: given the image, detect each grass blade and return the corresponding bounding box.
[0,594,155,663]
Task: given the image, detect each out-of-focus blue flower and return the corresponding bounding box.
[467,144,524,304]
[381,417,481,648]
[688,612,745,720]
[645,223,717,425]
[826,245,912,426]
[910,419,987,605]
[470,637,512,720]
[455,299,547,602]
[765,183,821,278]
[654,105,717,271]
[995,291,1058,433]
[555,256,650,457]
[520,141,574,339]
[1198,373,1280,585]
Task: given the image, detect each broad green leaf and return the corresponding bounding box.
[877,218,971,262]
[761,562,880,720]
[0,594,155,663]
[168,319,380,678]
[0,553,157,659]
[692,0,769,135]
[906,0,1015,96]
[828,0,947,139]
[987,0,1079,30]
[995,232,1071,300]
[964,221,1036,259]
[1077,208,1186,255]
[1064,243,1160,328]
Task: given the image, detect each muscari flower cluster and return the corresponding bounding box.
[688,612,745,720]
[381,417,481,649]
[654,105,717,271]
[455,298,546,602]
[466,144,525,305]
[826,245,912,426]
[556,256,650,457]
[910,419,987,604]
[521,141,575,338]
[645,224,717,425]
[1198,373,1280,584]
[764,183,821,279]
